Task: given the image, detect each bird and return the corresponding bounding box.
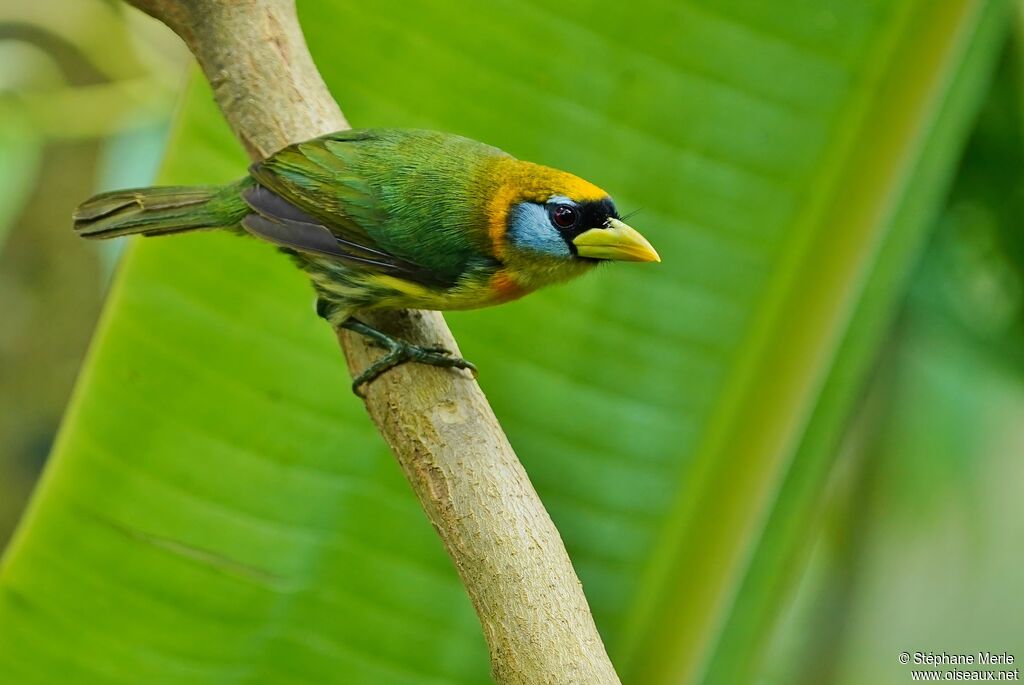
[73,128,660,394]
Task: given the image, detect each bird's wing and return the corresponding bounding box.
[249,131,385,244]
[241,184,455,288]
[244,131,458,288]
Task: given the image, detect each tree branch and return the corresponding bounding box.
[123,1,620,682]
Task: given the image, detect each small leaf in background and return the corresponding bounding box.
[0,110,41,252]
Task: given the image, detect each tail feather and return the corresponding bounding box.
[74,182,249,239]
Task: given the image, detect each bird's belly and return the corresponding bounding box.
[367,273,530,312]
[307,259,531,315]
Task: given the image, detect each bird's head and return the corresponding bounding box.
[484,159,659,289]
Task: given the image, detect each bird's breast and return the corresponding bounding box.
[488,270,531,304]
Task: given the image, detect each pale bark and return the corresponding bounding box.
[123,1,620,682]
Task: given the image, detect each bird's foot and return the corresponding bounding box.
[340,318,477,397]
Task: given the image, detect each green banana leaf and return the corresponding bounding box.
[0,1,1006,684]
[701,4,1009,683]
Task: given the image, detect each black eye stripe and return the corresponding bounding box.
[545,198,619,236]
[580,198,619,228]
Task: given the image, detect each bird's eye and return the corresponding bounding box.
[549,204,579,230]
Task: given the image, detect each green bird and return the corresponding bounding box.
[74,129,660,393]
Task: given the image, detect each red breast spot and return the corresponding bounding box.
[490,271,529,304]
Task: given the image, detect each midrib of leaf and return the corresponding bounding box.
[700,3,1009,682]
[615,1,987,683]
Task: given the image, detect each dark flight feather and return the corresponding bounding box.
[241,184,455,288]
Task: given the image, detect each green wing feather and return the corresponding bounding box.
[248,129,508,286]
[241,184,455,288]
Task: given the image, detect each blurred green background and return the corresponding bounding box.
[0,1,1022,684]
[0,1,184,549]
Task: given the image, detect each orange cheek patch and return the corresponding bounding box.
[487,184,519,260]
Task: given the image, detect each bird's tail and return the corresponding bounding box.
[73,180,251,239]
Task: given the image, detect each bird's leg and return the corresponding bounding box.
[338,318,477,396]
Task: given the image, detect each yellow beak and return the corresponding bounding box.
[572,217,661,263]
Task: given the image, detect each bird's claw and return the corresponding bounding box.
[420,346,452,355]
[351,340,477,397]
[339,318,477,397]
